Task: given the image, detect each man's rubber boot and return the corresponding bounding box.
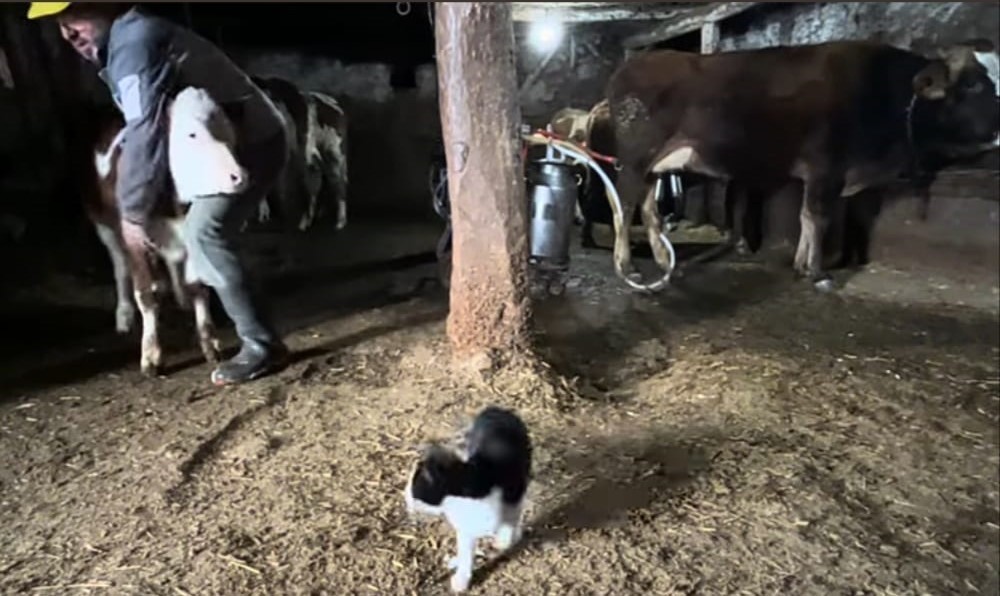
[211,283,289,386]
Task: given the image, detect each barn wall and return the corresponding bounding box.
[714,1,1000,284]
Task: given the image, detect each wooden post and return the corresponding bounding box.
[696,21,722,227]
[700,21,720,54]
[434,3,532,358]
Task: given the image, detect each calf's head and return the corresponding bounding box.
[913,40,1000,149]
[168,87,249,199]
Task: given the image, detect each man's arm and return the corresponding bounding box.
[106,27,177,225]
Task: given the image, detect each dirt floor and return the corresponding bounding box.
[0,220,998,596]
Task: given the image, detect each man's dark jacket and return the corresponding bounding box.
[96,6,284,224]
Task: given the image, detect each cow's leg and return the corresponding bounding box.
[93,221,136,333]
[189,282,222,365]
[332,156,349,231]
[612,167,643,282]
[640,182,672,271]
[838,188,884,269]
[731,186,764,256]
[298,158,322,232]
[794,175,843,290]
[580,217,598,249]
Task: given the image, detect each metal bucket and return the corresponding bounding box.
[527,160,578,269]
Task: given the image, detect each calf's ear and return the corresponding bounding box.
[913,60,950,100]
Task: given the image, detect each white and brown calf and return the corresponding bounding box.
[87,86,247,376]
[303,90,349,232]
[250,76,349,232]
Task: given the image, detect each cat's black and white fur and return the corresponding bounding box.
[403,405,532,593]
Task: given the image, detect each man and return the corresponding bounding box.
[28,2,291,385]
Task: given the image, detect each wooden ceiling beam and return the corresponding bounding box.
[623,2,760,48]
[512,3,691,23]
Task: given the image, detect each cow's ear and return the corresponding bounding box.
[913,60,950,100]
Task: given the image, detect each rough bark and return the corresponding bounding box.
[434,3,532,358]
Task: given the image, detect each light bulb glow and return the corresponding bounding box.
[529,19,564,53]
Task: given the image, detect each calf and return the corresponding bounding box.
[303,90,349,231]
[87,86,248,375]
[251,76,349,232]
[605,39,1000,290]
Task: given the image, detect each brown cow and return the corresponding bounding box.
[86,86,249,375]
[605,39,1000,291]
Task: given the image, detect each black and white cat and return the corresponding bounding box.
[403,405,533,593]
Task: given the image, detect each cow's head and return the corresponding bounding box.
[167,87,249,200]
[912,40,1000,149]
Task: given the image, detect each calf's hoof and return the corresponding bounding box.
[201,339,222,365]
[115,310,136,334]
[140,362,162,377]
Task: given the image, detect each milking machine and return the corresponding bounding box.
[522,129,677,293]
[428,128,678,294]
[523,131,581,296]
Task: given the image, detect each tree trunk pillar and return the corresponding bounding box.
[434,3,532,358]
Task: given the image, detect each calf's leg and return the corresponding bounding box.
[122,241,161,376]
[189,282,221,365]
[93,221,136,333]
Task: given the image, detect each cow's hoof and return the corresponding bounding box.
[813,278,837,293]
[141,363,162,377]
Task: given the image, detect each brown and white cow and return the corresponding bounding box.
[604,39,1000,291]
[251,76,349,232]
[87,86,247,375]
[305,89,349,231]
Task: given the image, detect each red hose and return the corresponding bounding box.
[528,128,620,166]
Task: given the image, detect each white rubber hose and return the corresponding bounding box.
[522,133,676,292]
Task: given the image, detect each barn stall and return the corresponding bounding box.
[0,2,997,594]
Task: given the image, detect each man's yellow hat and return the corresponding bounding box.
[27,2,72,20]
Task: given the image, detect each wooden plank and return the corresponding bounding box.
[512,2,690,23]
[434,3,533,357]
[700,21,720,54]
[624,2,759,49]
